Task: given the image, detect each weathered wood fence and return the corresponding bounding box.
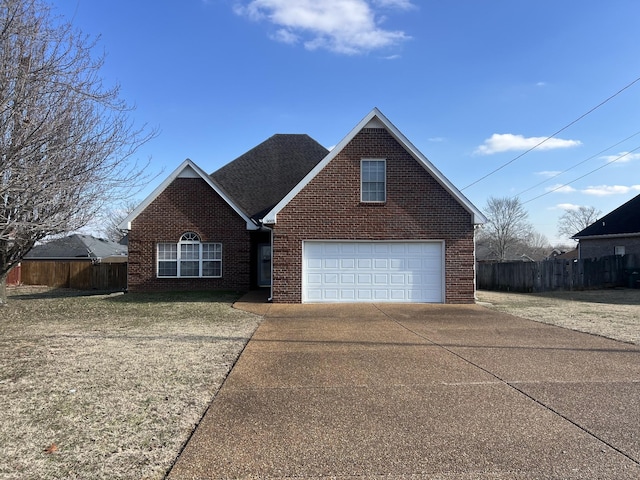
[6,264,21,285]
[477,254,640,292]
[20,261,127,291]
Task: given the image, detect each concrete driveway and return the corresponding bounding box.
[168,302,640,479]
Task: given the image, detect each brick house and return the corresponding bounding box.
[573,193,640,259]
[121,109,486,303]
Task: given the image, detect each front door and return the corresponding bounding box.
[258,244,271,287]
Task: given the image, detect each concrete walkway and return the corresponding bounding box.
[168,302,640,479]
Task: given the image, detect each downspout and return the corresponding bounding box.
[260,224,274,302]
[269,227,274,302]
[473,224,481,300]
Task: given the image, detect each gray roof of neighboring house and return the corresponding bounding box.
[24,234,128,260]
[573,193,640,238]
[210,134,329,221]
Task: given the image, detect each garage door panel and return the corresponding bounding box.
[340,273,355,284]
[324,273,339,284]
[303,241,443,303]
[374,289,389,300]
[341,259,355,269]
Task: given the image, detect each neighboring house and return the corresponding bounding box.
[548,247,578,261]
[573,193,640,259]
[22,234,128,290]
[475,240,545,263]
[121,108,486,303]
[24,234,128,263]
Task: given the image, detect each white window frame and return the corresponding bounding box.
[361,159,386,203]
[157,232,222,278]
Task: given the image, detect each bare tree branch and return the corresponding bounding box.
[557,206,601,240]
[478,196,533,262]
[0,0,157,302]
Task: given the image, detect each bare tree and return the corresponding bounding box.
[557,205,601,240]
[523,231,552,260]
[99,199,138,242]
[479,196,533,262]
[0,0,156,303]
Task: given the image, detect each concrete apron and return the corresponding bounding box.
[168,303,640,479]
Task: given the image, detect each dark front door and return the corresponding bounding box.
[258,244,271,287]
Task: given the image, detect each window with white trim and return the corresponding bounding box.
[361,159,386,202]
[157,232,222,277]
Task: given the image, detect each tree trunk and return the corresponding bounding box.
[0,271,7,306]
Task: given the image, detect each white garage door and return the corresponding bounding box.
[302,241,443,303]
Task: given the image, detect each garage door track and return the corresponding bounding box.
[168,303,640,479]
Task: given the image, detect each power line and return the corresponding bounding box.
[521,146,640,205]
[461,75,640,191]
[512,128,640,198]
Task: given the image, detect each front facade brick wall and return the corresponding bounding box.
[128,177,251,292]
[271,128,476,304]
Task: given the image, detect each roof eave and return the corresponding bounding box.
[573,231,640,240]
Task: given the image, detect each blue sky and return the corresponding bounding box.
[51,0,640,245]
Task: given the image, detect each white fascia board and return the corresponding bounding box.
[118,159,259,231]
[573,231,640,240]
[262,108,487,225]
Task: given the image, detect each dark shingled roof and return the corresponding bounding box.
[210,134,329,220]
[573,193,640,238]
[24,234,128,260]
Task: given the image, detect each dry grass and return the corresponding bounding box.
[4,286,638,479]
[0,287,261,480]
[477,288,640,345]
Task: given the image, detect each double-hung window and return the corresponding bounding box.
[361,159,386,202]
[157,232,222,278]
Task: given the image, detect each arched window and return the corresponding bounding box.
[157,232,222,278]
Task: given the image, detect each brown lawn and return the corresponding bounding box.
[477,288,640,345]
[0,287,261,480]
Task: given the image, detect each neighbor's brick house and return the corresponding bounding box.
[121,109,486,303]
[573,193,640,259]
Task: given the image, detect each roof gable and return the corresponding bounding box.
[210,134,328,220]
[573,193,640,238]
[262,108,486,225]
[119,159,259,231]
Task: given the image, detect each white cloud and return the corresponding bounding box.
[234,0,413,54]
[555,203,581,211]
[474,133,582,155]
[271,28,299,44]
[599,151,640,164]
[546,184,576,193]
[536,170,562,178]
[373,0,415,9]
[581,184,640,196]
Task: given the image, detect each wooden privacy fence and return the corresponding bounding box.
[6,264,21,285]
[21,261,127,291]
[477,254,640,293]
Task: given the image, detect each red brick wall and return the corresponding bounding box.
[128,177,251,292]
[271,128,476,303]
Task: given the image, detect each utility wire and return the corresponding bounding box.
[461,75,640,191]
[521,146,640,205]
[512,128,640,198]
